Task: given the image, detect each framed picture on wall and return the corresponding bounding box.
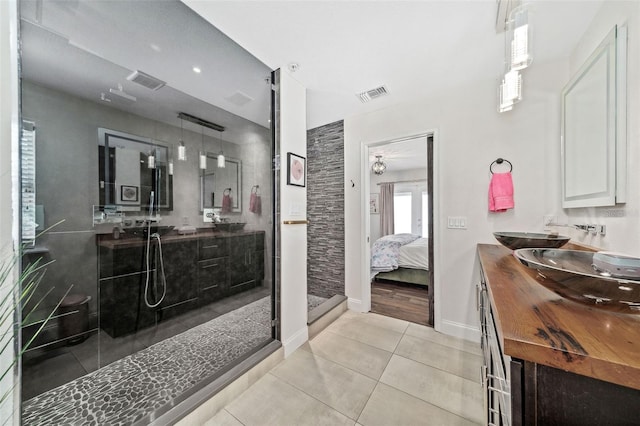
[121,185,139,202]
[370,193,379,214]
[287,152,306,187]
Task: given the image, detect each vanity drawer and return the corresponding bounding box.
[197,257,228,304]
[198,237,228,260]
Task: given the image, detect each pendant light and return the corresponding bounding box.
[199,127,207,170]
[217,130,225,168]
[372,155,386,175]
[177,117,186,161]
[148,148,156,169]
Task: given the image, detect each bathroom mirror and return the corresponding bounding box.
[98,128,173,211]
[561,25,627,208]
[200,154,242,212]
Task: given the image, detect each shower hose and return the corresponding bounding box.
[144,191,167,308]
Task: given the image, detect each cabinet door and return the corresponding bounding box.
[229,235,257,293]
[99,273,156,338]
[197,257,228,305]
[159,240,198,317]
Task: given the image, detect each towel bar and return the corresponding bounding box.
[283,220,309,225]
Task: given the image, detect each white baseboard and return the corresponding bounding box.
[347,297,365,312]
[440,319,481,343]
[282,326,308,357]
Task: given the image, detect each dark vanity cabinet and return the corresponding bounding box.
[158,240,198,316]
[477,244,640,426]
[478,274,510,426]
[228,233,265,295]
[99,239,197,337]
[197,236,229,305]
[98,231,265,338]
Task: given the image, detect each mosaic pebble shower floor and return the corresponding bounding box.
[22,297,272,425]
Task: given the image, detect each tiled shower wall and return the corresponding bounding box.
[306,121,345,299]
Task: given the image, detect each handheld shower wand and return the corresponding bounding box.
[144,190,167,308]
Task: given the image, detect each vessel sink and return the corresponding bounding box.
[514,248,640,313]
[125,225,175,237]
[214,222,246,232]
[493,232,570,250]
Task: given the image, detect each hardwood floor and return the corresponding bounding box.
[370,279,430,326]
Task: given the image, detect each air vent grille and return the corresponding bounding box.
[357,85,389,103]
[126,70,166,91]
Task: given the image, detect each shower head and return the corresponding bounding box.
[149,191,155,218]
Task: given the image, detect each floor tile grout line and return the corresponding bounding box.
[390,352,483,385]
[264,371,365,422]
[299,339,393,382]
[403,330,482,357]
[224,408,246,426]
[311,328,396,356]
[375,380,483,425]
[354,381,383,425]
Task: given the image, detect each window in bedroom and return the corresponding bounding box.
[394,192,412,234]
[422,191,428,237]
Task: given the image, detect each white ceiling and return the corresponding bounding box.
[185,0,604,129]
[369,137,428,173]
[19,0,273,143]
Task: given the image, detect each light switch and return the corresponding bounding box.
[447,216,467,229]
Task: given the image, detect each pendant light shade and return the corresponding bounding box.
[148,151,156,169]
[372,155,386,175]
[177,141,186,161]
[199,128,207,169]
[217,130,225,168]
[199,152,207,169]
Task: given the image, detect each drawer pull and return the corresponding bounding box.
[202,284,219,290]
[201,263,219,269]
[203,245,219,249]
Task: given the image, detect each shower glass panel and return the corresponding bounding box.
[18,1,275,424]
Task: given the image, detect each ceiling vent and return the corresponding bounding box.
[357,85,389,103]
[126,70,166,91]
[225,91,254,107]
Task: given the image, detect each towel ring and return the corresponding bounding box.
[223,188,232,195]
[251,185,260,195]
[490,158,512,174]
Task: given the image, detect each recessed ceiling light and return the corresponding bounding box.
[193,66,202,74]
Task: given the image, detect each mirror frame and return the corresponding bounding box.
[200,153,242,213]
[98,127,174,212]
[561,25,627,208]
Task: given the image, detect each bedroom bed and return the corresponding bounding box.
[371,234,429,286]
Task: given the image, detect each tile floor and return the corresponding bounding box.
[204,310,484,426]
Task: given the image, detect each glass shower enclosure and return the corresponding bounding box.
[18,1,276,424]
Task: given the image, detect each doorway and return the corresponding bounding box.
[364,134,435,327]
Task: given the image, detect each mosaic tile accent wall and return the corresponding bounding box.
[307,121,345,299]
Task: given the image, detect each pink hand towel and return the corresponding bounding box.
[489,172,514,212]
[221,189,232,213]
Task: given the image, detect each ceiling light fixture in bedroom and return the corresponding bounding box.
[372,155,387,175]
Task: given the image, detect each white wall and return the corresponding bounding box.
[345,59,567,340]
[370,168,427,244]
[0,0,19,422]
[278,69,309,356]
[555,1,640,255]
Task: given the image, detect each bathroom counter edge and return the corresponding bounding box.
[477,243,640,391]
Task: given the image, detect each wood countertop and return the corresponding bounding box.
[477,243,640,391]
[96,229,265,249]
